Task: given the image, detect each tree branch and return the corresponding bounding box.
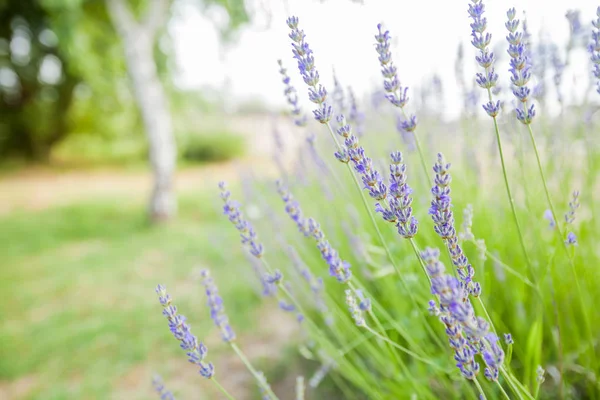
[105,0,138,36]
[142,0,170,35]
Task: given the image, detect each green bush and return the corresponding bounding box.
[179,131,245,163]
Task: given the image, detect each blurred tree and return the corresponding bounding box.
[0,0,80,159]
[104,0,248,221]
[1,0,248,221]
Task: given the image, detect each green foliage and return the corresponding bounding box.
[0,191,261,398]
[179,130,245,163]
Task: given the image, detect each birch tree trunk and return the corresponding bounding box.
[106,0,177,221]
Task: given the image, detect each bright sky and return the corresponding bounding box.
[169,0,599,117]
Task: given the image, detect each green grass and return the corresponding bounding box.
[0,192,262,399]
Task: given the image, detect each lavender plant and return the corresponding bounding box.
[150,3,600,399]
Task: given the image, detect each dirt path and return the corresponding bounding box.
[0,158,278,217]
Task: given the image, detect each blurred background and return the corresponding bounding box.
[1,0,599,399]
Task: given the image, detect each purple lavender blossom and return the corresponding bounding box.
[421,248,482,380]
[591,8,600,94]
[374,151,418,238]
[308,217,352,283]
[565,232,577,246]
[276,180,310,236]
[567,10,583,37]
[468,0,500,117]
[287,245,333,325]
[347,87,365,137]
[482,333,505,382]
[504,333,514,345]
[155,285,215,378]
[506,8,536,124]
[374,24,417,131]
[543,209,556,229]
[286,17,332,123]
[335,115,387,202]
[276,182,351,283]
[152,375,176,400]
[565,190,580,224]
[345,289,366,327]
[277,60,308,127]
[219,181,264,258]
[429,154,479,296]
[200,270,236,342]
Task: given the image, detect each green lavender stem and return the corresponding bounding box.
[212,378,237,400]
[525,123,596,368]
[230,343,280,400]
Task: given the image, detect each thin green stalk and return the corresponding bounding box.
[486,89,535,279]
[525,124,596,368]
[408,238,432,285]
[500,366,532,400]
[496,381,511,400]
[212,378,236,400]
[473,377,487,399]
[399,107,432,187]
[230,343,280,400]
[478,245,536,289]
[477,297,498,336]
[362,325,446,371]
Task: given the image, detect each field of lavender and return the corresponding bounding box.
[153,2,600,400]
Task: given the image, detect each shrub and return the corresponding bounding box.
[179,131,245,163]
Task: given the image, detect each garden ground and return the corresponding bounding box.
[0,160,303,400]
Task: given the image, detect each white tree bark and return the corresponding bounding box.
[106,0,177,221]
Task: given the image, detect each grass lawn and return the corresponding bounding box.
[0,189,296,400]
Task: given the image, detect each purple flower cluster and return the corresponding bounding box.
[422,249,504,381]
[335,115,389,203]
[200,269,236,342]
[276,180,310,236]
[288,246,333,325]
[277,60,308,127]
[591,8,600,94]
[345,289,366,327]
[374,24,418,133]
[156,285,215,378]
[429,153,481,297]
[276,181,351,283]
[219,181,264,258]
[565,190,580,224]
[347,87,365,137]
[257,371,274,400]
[468,0,500,117]
[308,217,352,283]
[375,152,418,238]
[374,24,409,110]
[286,17,332,123]
[565,190,580,245]
[152,375,175,400]
[506,8,536,124]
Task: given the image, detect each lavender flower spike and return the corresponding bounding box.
[276,180,310,236]
[429,153,479,297]
[277,60,308,127]
[152,374,176,400]
[565,190,580,224]
[506,8,536,124]
[345,289,366,327]
[309,217,352,283]
[590,7,600,94]
[219,181,264,258]
[374,24,417,130]
[421,248,481,380]
[155,285,215,378]
[286,17,332,123]
[200,270,236,342]
[468,0,500,117]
